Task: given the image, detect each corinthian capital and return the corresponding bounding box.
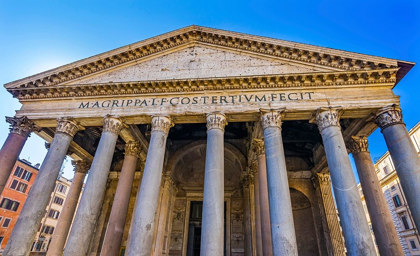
[375,105,404,130]
[125,141,140,157]
[6,116,38,137]
[72,160,91,174]
[348,136,369,154]
[206,113,227,132]
[260,109,284,130]
[252,138,265,156]
[56,118,84,137]
[151,116,174,134]
[315,108,341,132]
[103,115,126,134]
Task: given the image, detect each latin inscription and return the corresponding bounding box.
[79,92,314,109]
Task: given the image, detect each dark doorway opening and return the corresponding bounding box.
[186,201,226,256]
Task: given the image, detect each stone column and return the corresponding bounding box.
[260,110,297,256]
[248,171,258,256]
[313,173,346,256]
[376,105,420,230]
[100,141,140,256]
[349,136,404,256]
[242,175,252,256]
[200,113,227,256]
[153,175,177,256]
[127,116,173,256]
[251,163,263,256]
[63,115,125,256]
[315,108,376,256]
[46,160,90,256]
[0,116,37,195]
[3,118,82,256]
[253,139,273,256]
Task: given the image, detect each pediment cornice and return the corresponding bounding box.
[5,25,413,92]
[10,68,398,100]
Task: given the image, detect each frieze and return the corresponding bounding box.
[56,117,83,137]
[375,105,404,130]
[5,116,38,137]
[6,26,398,92]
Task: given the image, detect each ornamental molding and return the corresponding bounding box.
[5,116,38,137]
[260,109,284,130]
[151,116,174,134]
[375,105,404,130]
[249,160,258,174]
[56,117,84,137]
[72,160,91,174]
[348,136,369,154]
[252,138,265,156]
[124,141,140,157]
[103,115,126,134]
[9,69,399,100]
[6,26,406,94]
[316,173,331,185]
[315,108,341,132]
[206,113,227,132]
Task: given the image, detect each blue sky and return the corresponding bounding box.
[0,1,419,179]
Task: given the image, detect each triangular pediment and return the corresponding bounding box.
[66,45,334,84]
[4,25,413,92]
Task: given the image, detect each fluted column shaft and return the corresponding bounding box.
[4,118,82,256]
[252,165,263,256]
[0,116,36,195]
[101,142,140,256]
[316,108,376,256]
[349,136,404,256]
[64,115,125,256]
[376,105,420,230]
[200,113,227,256]
[253,139,273,256]
[47,161,90,256]
[127,116,173,256]
[261,110,297,256]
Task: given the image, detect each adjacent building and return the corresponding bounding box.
[360,121,420,256]
[0,159,39,250]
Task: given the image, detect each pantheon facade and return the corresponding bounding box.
[0,26,419,256]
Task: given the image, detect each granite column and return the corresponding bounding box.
[101,141,140,256]
[200,113,227,256]
[127,116,173,256]
[251,162,263,256]
[349,136,403,256]
[3,118,82,256]
[376,105,420,230]
[253,139,273,256]
[315,108,376,256]
[260,110,297,256]
[46,160,90,256]
[63,115,125,256]
[0,116,37,195]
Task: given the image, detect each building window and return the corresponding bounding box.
[2,218,11,228]
[48,209,60,219]
[391,185,396,191]
[0,198,20,211]
[410,240,418,250]
[401,215,410,230]
[56,184,67,194]
[383,165,390,175]
[0,236,3,246]
[13,167,24,178]
[9,180,28,193]
[21,171,32,182]
[393,195,402,208]
[53,196,64,206]
[41,225,54,235]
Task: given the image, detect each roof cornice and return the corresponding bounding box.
[4,25,413,91]
[10,68,398,100]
